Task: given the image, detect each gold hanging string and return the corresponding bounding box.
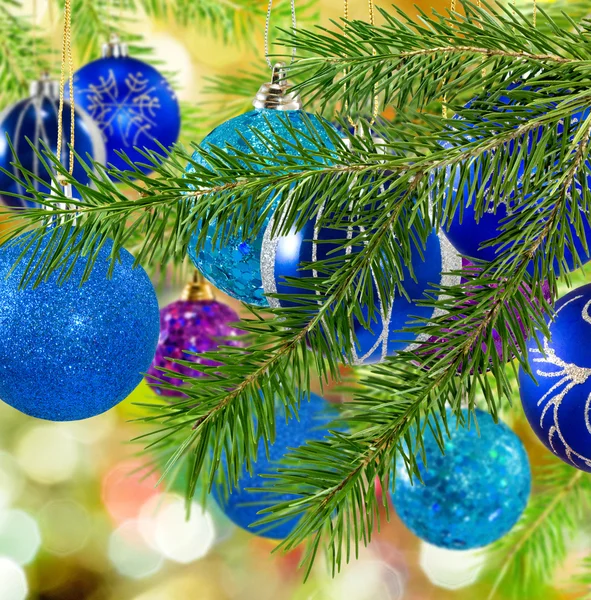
[442,0,456,119]
[343,0,379,130]
[533,0,537,27]
[56,0,75,179]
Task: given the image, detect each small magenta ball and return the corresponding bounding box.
[519,284,591,472]
[0,234,160,421]
[213,392,336,539]
[146,299,244,397]
[187,108,338,306]
[392,408,531,549]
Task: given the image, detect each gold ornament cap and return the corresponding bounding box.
[253,62,302,111]
[182,271,214,301]
[102,33,129,59]
[29,72,59,99]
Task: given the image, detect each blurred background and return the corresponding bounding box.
[1,0,590,598]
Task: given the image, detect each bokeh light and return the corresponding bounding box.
[39,499,91,556]
[0,452,24,510]
[108,520,163,579]
[102,459,163,524]
[153,495,216,564]
[419,542,487,590]
[0,509,41,565]
[15,424,79,485]
[60,411,116,445]
[0,556,28,600]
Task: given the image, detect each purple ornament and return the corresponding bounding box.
[147,280,243,397]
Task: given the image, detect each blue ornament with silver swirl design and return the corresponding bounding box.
[69,35,181,175]
[0,76,105,209]
[213,391,337,539]
[260,200,461,364]
[392,408,531,549]
[187,64,339,306]
[440,83,591,272]
[519,284,591,472]
[0,232,160,421]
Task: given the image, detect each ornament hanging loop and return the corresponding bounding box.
[102,33,128,58]
[264,0,297,70]
[253,62,302,110]
[182,270,214,301]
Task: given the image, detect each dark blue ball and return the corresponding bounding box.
[0,233,160,421]
[441,87,591,272]
[392,408,531,549]
[70,56,181,174]
[187,108,338,306]
[213,392,336,539]
[260,208,461,364]
[519,284,591,472]
[0,95,105,209]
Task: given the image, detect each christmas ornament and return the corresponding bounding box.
[392,408,531,549]
[0,233,159,421]
[187,63,338,306]
[213,392,336,539]
[260,202,461,364]
[69,35,181,174]
[0,75,105,209]
[146,272,244,397]
[519,284,591,472]
[440,84,591,272]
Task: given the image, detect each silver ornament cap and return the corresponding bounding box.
[29,72,59,99]
[102,33,128,59]
[253,62,302,111]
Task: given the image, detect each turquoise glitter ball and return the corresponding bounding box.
[187,108,337,306]
[392,408,531,549]
[0,233,160,421]
[213,392,337,539]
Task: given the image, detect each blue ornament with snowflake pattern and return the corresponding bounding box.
[392,408,531,549]
[519,284,591,472]
[186,107,338,306]
[69,39,180,175]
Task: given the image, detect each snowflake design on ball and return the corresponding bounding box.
[529,295,591,468]
[80,69,161,147]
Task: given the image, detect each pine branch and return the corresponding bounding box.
[486,461,591,599]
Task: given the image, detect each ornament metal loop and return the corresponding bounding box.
[253,62,302,111]
[102,33,129,59]
[29,73,59,100]
[181,270,215,301]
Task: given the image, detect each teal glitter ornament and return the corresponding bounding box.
[213,392,337,539]
[392,408,530,549]
[187,63,338,306]
[0,233,160,421]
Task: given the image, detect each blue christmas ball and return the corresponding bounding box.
[187,108,338,306]
[392,408,531,549]
[0,83,105,209]
[441,87,591,272]
[70,53,180,174]
[213,392,336,539]
[0,233,160,421]
[519,284,591,472]
[260,206,461,364]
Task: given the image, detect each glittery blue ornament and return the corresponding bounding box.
[213,392,336,539]
[187,65,338,306]
[392,408,531,549]
[0,233,160,421]
[69,36,181,175]
[260,204,461,364]
[519,285,591,472]
[441,84,591,272]
[0,77,105,209]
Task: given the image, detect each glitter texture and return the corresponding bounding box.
[187,108,337,307]
[0,234,160,421]
[260,201,461,364]
[213,392,336,539]
[146,299,244,397]
[0,96,105,209]
[70,56,181,175]
[440,86,591,273]
[392,408,531,549]
[519,285,591,472]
